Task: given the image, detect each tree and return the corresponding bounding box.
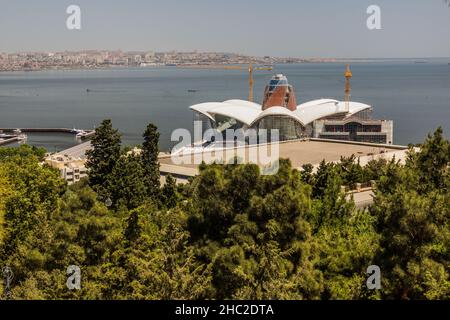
[2,126,449,301]
[373,189,450,299]
[188,160,323,299]
[362,158,388,183]
[312,160,335,199]
[0,165,13,246]
[336,155,364,189]
[413,127,449,193]
[0,145,46,161]
[301,164,315,186]
[86,119,121,199]
[142,123,160,198]
[109,154,148,210]
[162,174,178,209]
[3,181,124,300]
[1,155,65,258]
[371,128,450,299]
[115,204,211,299]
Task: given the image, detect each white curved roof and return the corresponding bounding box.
[190,100,261,126]
[207,105,261,126]
[295,99,343,124]
[251,106,305,126]
[298,98,339,108]
[190,98,372,127]
[223,99,262,110]
[295,99,372,124]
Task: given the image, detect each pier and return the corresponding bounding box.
[0,128,95,146]
[0,128,95,137]
[0,137,21,146]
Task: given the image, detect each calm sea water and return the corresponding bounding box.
[1,61,449,152]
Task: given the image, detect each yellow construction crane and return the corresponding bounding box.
[345,64,353,112]
[180,63,273,102]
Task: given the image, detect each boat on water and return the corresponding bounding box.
[70,128,89,139]
[76,131,89,139]
[0,133,11,139]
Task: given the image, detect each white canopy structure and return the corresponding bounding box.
[190,98,372,127]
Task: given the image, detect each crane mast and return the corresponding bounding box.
[345,64,353,112]
[181,63,272,102]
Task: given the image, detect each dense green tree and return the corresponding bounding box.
[162,174,178,209]
[142,123,160,198]
[112,204,211,299]
[0,144,46,161]
[187,160,324,299]
[3,181,123,299]
[336,155,364,189]
[301,163,315,186]
[1,126,449,301]
[0,165,13,246]
[86,119,121,199]
[109,153,148,210]
[362,158,389,183]
[0,155,65,258]
[371,128,450,299]
[373,189,449,299]
[412,127,449,193]
[312,160,335,199]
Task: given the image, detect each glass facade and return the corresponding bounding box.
[254,116,307,142]
[268,78,288,92]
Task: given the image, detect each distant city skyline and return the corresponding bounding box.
[1,0,450,58]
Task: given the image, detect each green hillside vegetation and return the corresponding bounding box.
[0,121,448,300]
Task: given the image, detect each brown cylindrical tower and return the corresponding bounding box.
[262,74,297,111]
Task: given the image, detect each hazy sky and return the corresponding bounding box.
[1,0,449,58]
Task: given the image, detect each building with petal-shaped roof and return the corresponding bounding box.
[190,74,393,145]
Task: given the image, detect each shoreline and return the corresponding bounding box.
[2,58,449,73]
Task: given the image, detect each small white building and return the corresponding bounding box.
[45,154,88,185]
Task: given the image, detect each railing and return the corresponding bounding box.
[342,181,376,194]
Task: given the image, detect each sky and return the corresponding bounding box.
[0,0,449,58]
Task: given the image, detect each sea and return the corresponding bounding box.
[0,60,449,152]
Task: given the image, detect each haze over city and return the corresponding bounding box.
[1,0,450,58]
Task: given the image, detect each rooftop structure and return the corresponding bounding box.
[160,138,411,179]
